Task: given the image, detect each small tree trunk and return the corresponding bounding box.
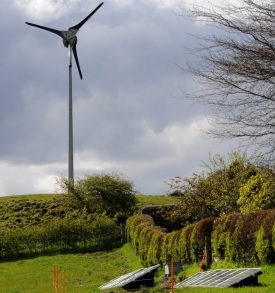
[205,235,212,268]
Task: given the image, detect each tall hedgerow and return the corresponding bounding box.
[0,212,119,261]
[147,228,165,265]
[160,231,180,263]
[173,225,193,263]
[212,217,230,260]
[126,214,155,256]
[127,209,275,266]
[256,226,273,264]
[138,226,155,264]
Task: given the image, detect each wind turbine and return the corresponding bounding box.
[26,2,104,190]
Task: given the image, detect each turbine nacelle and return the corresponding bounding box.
[25,2,104,79]
[60,31,77,48]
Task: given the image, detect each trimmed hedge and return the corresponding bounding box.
[126,215,215,266]
[0,213,120,261]
[126,209,275,266]
[212,209,275,265]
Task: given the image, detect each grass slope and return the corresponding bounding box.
[0,244,275,292]
[0,193,179,229]
[0,243,142,293]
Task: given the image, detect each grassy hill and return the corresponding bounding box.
[0,193,179,228]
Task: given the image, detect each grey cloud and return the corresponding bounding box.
[0,1,235,195]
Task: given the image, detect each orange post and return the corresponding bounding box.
[53,266,59,293]
[53,266,66,293]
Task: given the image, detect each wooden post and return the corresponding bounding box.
[205,235,212,268]
[53,266,59,293]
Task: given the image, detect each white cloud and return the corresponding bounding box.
[151,0,180,10]
[75,149,116,172]
[16,0,181,21]
[0,161,64,196]
[34,175,57,193]
[112,0,180,10]
[135,116,208,157]
[14,0,78,21]
[182,0,242,10]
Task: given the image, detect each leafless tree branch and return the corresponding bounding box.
[181,0,275,159]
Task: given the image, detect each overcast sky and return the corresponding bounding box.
[0,0,238,196]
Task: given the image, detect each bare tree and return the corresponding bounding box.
[181,0,275,159]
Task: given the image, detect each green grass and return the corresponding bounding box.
[1,244,275,293]
[0,243,143,293]
[136,194,179,211]
[0,194,67,229]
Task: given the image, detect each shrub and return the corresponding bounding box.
[256,225,274,264]
[0,212,120,260]
[174,224,194,264]
[160,231,179,263]
[147,228,165,265]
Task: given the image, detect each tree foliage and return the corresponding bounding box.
[238,170,275,212]
[167,152,275,224]
[59,172,138,222]
[182,0,275,159]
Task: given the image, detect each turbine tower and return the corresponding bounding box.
[26,2,104,190]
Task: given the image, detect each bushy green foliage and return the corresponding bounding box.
[59,172,138,221]
[0,211,120,261]
[0,193,179,263]
[210,209,275,265]
[212,217,228,260]
[138,226,155,263]
[256,226,273,264]
[147,229,165,265]
[127,209,275,267]
[238,171,275,212]
[189,218,216,263]
[126,214,156,257]
[174,225,193,263]
[160,231,180,263]
[190,223,200,263]
[231,215,246,264]
[167,152,275,224]
[126,215,214,266]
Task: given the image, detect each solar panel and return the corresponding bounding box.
[99,264,160,290]
[174,268,262,288]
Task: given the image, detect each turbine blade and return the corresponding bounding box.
[25,22,64,39]
[72,44,83,80]
[69,2,104,32]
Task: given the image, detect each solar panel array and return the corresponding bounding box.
[99,264,160,290]
[174,268,262,288]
